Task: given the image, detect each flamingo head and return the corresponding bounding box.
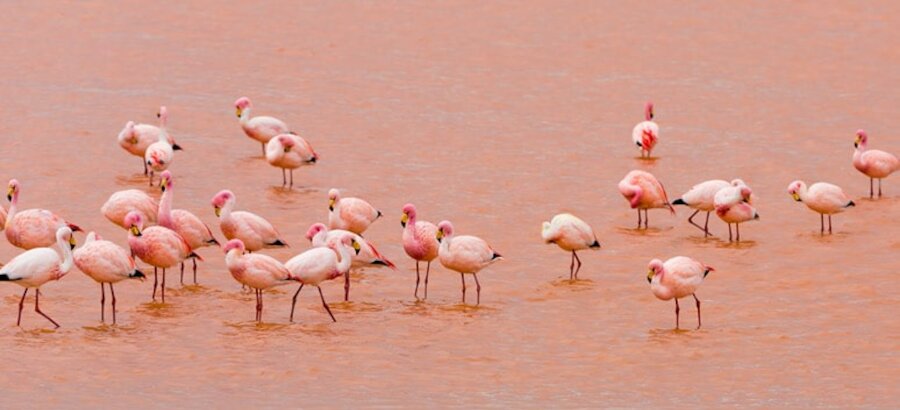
[305,223,328,241]
[645,101,654,121]
[234,97,251,117]
[124,211,144,236]
[157,106,168,120]
[223,239,245,255]
[854,129,867,148]
[786,180,805,202]
[436,220,454,243]
[330,233,360,255]
[328,188,341,211]
[277,134,296,152]
[160,170,174,192]
[647,258,664,283]
[401,203,417,228]
[7,179,19,201]
[56,226,76,250]
[211,190,235,217]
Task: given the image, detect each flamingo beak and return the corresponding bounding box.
[172,143,183,151]
[400,213,408,228]
[328,199,335,211]
[235,107,242,118]
[435,230,443,243]
[646,269,654,283]
[129,226,141,237]
[214,206,221,217]
[791,193,801,201]
[69,236,77,250]
[649,109,654,120]
[156,112,161,118]
[6,187,12,201]
[351,239,361,255]
[160,178,168,192]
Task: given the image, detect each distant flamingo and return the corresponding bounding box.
[0,227,75,328]
[328,189,382,235]
[787,180,855,234]
[672,179,748,236]
[285,234,360,322]
[632,101,658,158]
[618,170,675,229]
[117,106,182,175]
[73,232,145,324]
[541,213,601,280]
[211,190,287,252]
[101,189,158,229]
[223,239,295,322]
[145,128,177,187]
[647,256,714,329]
[401,203,439,299]
[714,183,759,242]
[306,223,395,302]
[853,129,899,198]
[6,179,82,250]
[124,211,200,303]
[436,221,502,305]
[235,97,292,156]
[158,171,219,285]
[0,205,7,232]
[266,134,318,187]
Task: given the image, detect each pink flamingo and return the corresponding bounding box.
[285,234,360,322]
[101,189,159,229]
[714,183,759,242]
[618,170,675,229]
[265,134,318,187]
[73,232,145,324]
[158,171,219,285]
[401,203,439,299]
[436,221,502,305]
[124,211,200,303]
[631,101,659,158]
[0,205,7,232]
[541,213,601,280]
[223,239,295,322]
[787,180,855,234]
[211,190,287,252]
[853,129,899,198]
[0,227,75,328]
[235,97,292,156]
[672,179,748,236]
[306,223,395,302]
[117,106,182,175]
[328,188,382,235]
[647,256,714,329]
[145,128,177,187]
[6,179,82,250]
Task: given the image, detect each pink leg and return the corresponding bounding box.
[282,168,287,187]
[152,267,158,301]
[727,224,733,242]
[460,273,466,304]
[289,284,304,322]
[878,178,882,197]
[636,209,642,229]
[110,284,117,325]
[180,262,185,286]
[34,289,60,328]
[736,223,741,242]
[193,258,198,285]
[261,142,266,157]
[693,293,701,329]
[414,261,421,299]
[424,261,431,300]
[290,169,294,188]
[142,159,148,175]
[674,298,680,329]
[573,251,582,279]
[870,178,874,198]
[704,212,711,236]
[820,213,824,234]
[643,209,649,229]
[343,271,350,302]
[17,288,28,326]
[828,214,833,234]
[473,273,482,305]
[569,251,575,280]
[318,286,336,322]
[100,283,106,323]
[687,209,705,234]
[161,268,166,303]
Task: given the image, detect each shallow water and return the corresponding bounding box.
[0,1,898,407]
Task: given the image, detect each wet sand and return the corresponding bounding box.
[0,1,898,407]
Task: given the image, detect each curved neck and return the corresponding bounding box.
[56,235,74,275]
[159,113,168,131]
[7,190,19,222]
[220,198,235,220]
[405,213,418,234]
[239,107,251,124]
[312,230,327,247]
[797,184,809,201]
[335,244,352,273]
[625,184,643,208]
[159,187,175,229]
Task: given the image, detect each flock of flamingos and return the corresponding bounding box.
[0,99,897,329]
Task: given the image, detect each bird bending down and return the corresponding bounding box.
[647,256,713,329]
[73,232,145,324]
[541,213,600,280]
[618,170,675,229]
[285,234,360,322]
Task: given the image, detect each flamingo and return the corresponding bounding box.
[306,223,395,302]
[211,190,287,252]
[647,256,714,329]
[436,221,502,305]
[265,134,318,187]
[6,179,82,250]
[0,227,75,328]
[401,203,439,299]
[0,205,7,232]
[541,213,601,280]
[285,233,360,322]
[101,189,159,229]
[617,170,675,229]
[235,97,292,156]
[672,179,748,236]
[853,129,899,198]
[328,188,382,235]
[787,180,855,234]
[117,106,182,175]
[124,211,200,303]
[158,171,219,285]
[73,232,145,324]
[631,101,658,158]
[223,239,295,322]
[714,183,759,242]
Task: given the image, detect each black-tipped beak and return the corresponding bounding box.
[172,144,183,151]
[635,141,642,147]
[590,240,601,249]
[329,206,334,211]
[854,142,859,148]
[6,194,10,201]
[647,276,651,283]
[70,243,76,250]
[401,221,406,228]
[308,156,317,164]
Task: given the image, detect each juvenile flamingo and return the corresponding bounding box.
[328,188,382,235]
[436,221,502,305]
[787,180,855,234]
[223,239,295,322]
[6,179,82,250]
[145,128,177,187]
[117,106,182,175]
[401,203,439,299]
[211,190,287,252]
[235,97,292,156]
[265,134,318,187]
[631,101,659,158]
[618,170,675,229]
[158,171,219,285]
[647,256,714,329]
[101,189,158,229]
[124,211,200,303]
[853,129,899,198]
[541,213,601,280]
[306,223,395,302]
[714,183,759,242]
[285,234,360,322]
[0,227,75,328]
[672,179,745,236]
[73,232,145,324]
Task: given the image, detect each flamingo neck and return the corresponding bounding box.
[56,235,74,277]
[335,243,352,273]
[220,198,235,220]
[404,213,418,235]
[239,107,252,124]
[159,187,175,229]
[311,229,328,247]
[7,191,18,224]
[626,185,643,208]
[797,183,809,201]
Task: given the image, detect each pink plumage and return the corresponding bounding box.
[401,203,439,299]
[6,179,82,250]
[327,188,382,235]
[647,256,713,329]
[618,170,674,229]
[853,129,899,198]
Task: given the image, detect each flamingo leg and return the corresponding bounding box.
[643,209,649,229]
[148,170,154,187]
[152,267,158,301]
[290,169,294,188]
[161,268,167,303]
[17,288,28,326]
[878,178,882,197]
[686,209,705,234]
[460,273,466,304]
[261,142,266,157]
[414,261,421,299]
[473,273,482,305]
[573,251,582,279]
[110,284,117,325]
[282,168,287,186]
[142,158,148,175]
[343,271,350,302]
[290,284,304,322]
[193,258,198,285]
[318,286,336,322]
[636,209,642,229]
[256,289,262,322]
[820,213,825,234]
[34,289,60,329]
[424,261,431,300]
[828,215,833,234]
[736,223,741,242]
[704,212,711,236]
[674,298,680,329]
[100,283,106,323]
[870,178,874,198]
[727,224,733,242]
[693,293,701,329]
[180,262,185,286]
[569,251,575,280]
